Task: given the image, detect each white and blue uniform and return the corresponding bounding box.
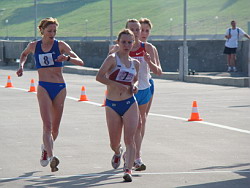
[34,40,63,69]
[34,40,65,101]
[129,42,152,105]
[106,53,137,116]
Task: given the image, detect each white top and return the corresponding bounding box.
[132,55,151,90]
[225,27,246,48]
[129,43,151,90]
[108,53,137,85]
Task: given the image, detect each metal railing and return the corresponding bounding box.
[0,34,226,41]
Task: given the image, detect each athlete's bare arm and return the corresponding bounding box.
[16,41,36,77]
[58,41,84,66]
[145,43,161,75]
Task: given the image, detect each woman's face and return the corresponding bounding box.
[127,22,141,40]
[140,23,151,42]
[42,24,58,40]
[118,34,134,53]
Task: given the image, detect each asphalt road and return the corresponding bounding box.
[0,66,250,188]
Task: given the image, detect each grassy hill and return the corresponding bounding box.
[0,0,249,37]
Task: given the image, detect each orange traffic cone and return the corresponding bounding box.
[188,101,203,121]
[5,75,13,88]
[101,90,107,107]
[28,79,36,92]
[78,86,89,101]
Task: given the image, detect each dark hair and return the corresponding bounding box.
[117,29,135,41]
[125,18,140,28]
[38,17,59,35]
[139,18,153,29]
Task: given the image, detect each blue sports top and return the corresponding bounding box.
[34,40,63,69]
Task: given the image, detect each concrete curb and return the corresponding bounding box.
[184,75,250,87]
[64,66,250,87]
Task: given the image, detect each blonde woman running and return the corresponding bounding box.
[16,17,84,172]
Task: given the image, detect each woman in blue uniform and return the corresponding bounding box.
[16,17,84,172]
[96,29,140,182]
[109,19,161,171]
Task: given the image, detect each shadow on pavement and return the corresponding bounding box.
[178,163,250,188]
[0,169,130,187]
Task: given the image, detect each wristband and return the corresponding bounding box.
[67,56,71,61]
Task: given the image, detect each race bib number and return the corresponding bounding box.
[39,53,54,67]
[116,70,133,82]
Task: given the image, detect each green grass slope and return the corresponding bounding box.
[0,0,249,37]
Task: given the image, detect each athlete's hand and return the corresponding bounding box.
[16,67,23,77]
[144,52,151,64]
[132,85,138,94]
[55,54,68,62]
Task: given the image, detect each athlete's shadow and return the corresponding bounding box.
[22,168,128,187]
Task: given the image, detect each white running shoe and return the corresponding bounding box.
[40,144,49,167]
[50,156,60,172]
[134,158,146,171]
[111,146,123,169]
[123,169,132,182]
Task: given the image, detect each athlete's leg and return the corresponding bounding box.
[146,95,153,116]
[105,107,123,155]
[146,79,154,116]
[37,85,54,158]
[123,102,139,170]
[135,102,148,159]
[51,88,66,141]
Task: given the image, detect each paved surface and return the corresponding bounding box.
[0,66,250,188]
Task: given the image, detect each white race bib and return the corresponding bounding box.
[116,70,134,82]
[39,53,54,67]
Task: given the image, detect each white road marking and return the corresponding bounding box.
[1,85,250,134]
[66,96,101,106]
[149,113,250,134]
[0,170,250,181]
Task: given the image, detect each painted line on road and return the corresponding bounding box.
[66,96,101,106]
[149,113,250,134]
[1,170,250,181]
[1,85,250,134]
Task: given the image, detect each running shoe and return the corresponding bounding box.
[111,146,123,169]
[40,144,49,167]
[134,158,146,171]
[123,169,132,182]
[227,67,232,72]
[50,156,60,172]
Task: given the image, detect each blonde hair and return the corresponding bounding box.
[139,18,153,29]
[38,17,59,35]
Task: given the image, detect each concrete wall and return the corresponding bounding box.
[151,40,249,72]
[0,40,249,74]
